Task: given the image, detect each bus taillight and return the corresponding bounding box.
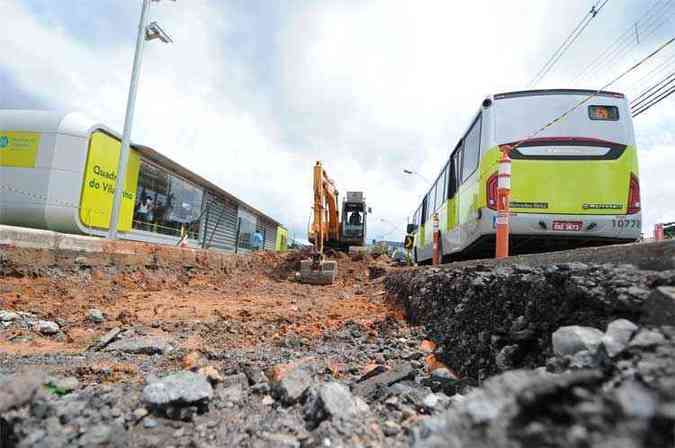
[627,174,640,215]
[487,172,498,210]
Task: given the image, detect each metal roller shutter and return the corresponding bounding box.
[263,220,277,251]
[255,218,277,251]
[201,192,238,251]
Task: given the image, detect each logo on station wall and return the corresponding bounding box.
[0,136,8,149]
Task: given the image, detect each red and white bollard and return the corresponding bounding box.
[432,212,441,265]
[495,145,512,259]
[655,224,665,241]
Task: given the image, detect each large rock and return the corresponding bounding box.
[552,326,604,357]
[629,329,666,348]
[352,363,415,398]
[304,382,370,429]
[0,310,19,322]
[271,364,313,405]
[641,286,675,326]
[35,320,59,335]
[0,373,45,413]
[77,423,127,447]
[105,336,172,355]
[602,319,638,357]
[89,327,122,351]
[88,308,105,323]
[142,371,213,408]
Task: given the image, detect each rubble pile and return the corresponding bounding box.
[411,319,675,448]
[385,262,675,379]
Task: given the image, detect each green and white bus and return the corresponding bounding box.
[410,89,641,263]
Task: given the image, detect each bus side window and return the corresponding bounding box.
[452,141,463,189]
[421,196,428,225]
[428,191,433,222]
[447,158,457,199]
[429,182,437,214]
[436,166,447,210]
[462,114,482,182]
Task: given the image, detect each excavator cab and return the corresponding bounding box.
[341,192,367,248]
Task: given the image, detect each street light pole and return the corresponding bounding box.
[108,0,152,239]
[108,0,174,239]
[402,169,430,184]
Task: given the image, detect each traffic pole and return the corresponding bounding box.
[432,212,441,265]
[495,145,512,259]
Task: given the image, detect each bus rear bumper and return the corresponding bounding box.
[479,208,641,240]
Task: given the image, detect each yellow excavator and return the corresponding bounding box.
[297,161,369,285]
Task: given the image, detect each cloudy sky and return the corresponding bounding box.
[1,0,674,241]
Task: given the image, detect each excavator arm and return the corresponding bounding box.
[309,161,339,254]
[300,161,340,284]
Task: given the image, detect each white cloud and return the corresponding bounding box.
[1,0,674,243]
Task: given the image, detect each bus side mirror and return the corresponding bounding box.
[406,224,417,234]
[368,207,372,214]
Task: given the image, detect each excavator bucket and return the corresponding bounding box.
[296,257,337,285]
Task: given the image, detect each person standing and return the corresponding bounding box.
[253,230,264,251]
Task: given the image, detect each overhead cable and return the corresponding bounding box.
[572,0,674,84]
[528,0,610,88]
[630,70,675,107]
[514,36,675,149]
[632,84,675,116]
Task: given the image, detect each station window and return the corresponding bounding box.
[462,114,482,182]
[133,161,204,239]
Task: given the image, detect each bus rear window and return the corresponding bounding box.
[589,105,619,121]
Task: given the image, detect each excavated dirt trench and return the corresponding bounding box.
[2,242,675,447]
[0,250,402,363]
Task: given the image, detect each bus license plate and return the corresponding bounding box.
[552,221,583,231]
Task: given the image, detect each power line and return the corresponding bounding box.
[572,0,674,84]
[632,84,675,116]
[513,36,675,150]
[528,0,610,88]
[630,68,675,115]
[586,2,675,84]
[625,46,675,93]
[630,70,675,107]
